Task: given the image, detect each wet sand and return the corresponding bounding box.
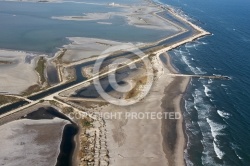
[0,50,40,94]
[161,76,190,166]
[160,52,190,166]
[0,104,78,166]
[0,114,69,166]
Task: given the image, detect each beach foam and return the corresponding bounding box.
[206,118,225,139]
[208,79,213,84]
[217,110,230,119]
[213,141,225,159]
[190,88,224,165]
[203,85,211,97]
[173,49,206,75]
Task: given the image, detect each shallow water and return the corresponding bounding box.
[0,0,173,53]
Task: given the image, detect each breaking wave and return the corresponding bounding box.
[206,118,226,140]
[203,85,211,97]
[213,141,225,159]
[217,110,230,119]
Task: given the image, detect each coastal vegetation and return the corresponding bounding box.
[22,84,41,96]
[0,60,12,64]
[78,116,95,166]
[35,57,46,84]
[47,98,96,166]
[126,76,147,99]
[0,95,20,105]
[70,101,108,109]
[56,48,67,64]
[62,106,74,114]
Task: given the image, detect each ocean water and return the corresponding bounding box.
[159,0,250,165]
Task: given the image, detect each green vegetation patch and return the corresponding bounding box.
[62,106,74,114]
[35,57,46,84]
[126,76,148,99]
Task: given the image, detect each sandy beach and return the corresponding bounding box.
[89,50,189,166]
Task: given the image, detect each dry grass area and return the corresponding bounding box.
[55,49,67,64]
[0,95,20,106]
[0,60,12,64]
[21,84,41,96]
[35,57,46,84]
[77,116,95,166]
[125,76,147,99]
[71,101,108,109]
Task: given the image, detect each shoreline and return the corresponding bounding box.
[160,52,190,165]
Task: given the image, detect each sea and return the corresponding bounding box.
[158,0,250,165]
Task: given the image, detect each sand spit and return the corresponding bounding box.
[51,1,180,31]
[61,37,130,63]
[0,50,41,94]
[0,118,69,166]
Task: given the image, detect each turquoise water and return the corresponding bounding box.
[0,1,174,54]
[159,0,250,165]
